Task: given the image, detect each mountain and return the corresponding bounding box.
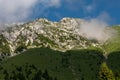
[0,18,102,59]
[0,18,120,80]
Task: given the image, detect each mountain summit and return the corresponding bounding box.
[0,18,118,59]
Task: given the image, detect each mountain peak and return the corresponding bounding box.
[0,18,116,59]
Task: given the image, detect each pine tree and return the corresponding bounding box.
[98,62,115,80]
[42,69,49,80]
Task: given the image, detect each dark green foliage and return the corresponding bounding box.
[15,45,27,53]
[42,69,50,80]
[61,53,70,68]
[107,51,120,80]
[0,48,104,80]
[1,47,120,80]
[17,73,26,80]
[1,63,56,80]
[3,70,9,80]
[54,77,58,80]
[16,66,22,72]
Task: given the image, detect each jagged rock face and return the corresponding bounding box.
[0,18,99,58]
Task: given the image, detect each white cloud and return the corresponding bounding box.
[77,12,116,42]
[0,0,39,23]
[0,0,61,23]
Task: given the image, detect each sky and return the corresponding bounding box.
[0,0,120,25]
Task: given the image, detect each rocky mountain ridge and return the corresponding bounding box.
[0,18,106,59]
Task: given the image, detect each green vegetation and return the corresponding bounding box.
[0,34,10,57]
[0,63,57,80]
[98,62,115,80]
[0,47,104,80]
[103,26,120,53]
[107,51,120,80]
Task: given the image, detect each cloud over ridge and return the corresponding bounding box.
[77,12,116,42]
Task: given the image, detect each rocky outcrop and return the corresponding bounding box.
[0,18,100,59]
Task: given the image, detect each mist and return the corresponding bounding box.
[77,13,117,42]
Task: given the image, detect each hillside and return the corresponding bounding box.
[0,48,104,80]
[0,18,120,80]
[0,47,120,80]
[102,26,120,53]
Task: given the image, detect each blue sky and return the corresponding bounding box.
[29,0,120,25]
[0,0,120,25]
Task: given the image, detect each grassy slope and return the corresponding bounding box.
[103,26,120,53]
[0,48,104,80]
[102,26,120,80]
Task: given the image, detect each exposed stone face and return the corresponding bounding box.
[0,18,100,58]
